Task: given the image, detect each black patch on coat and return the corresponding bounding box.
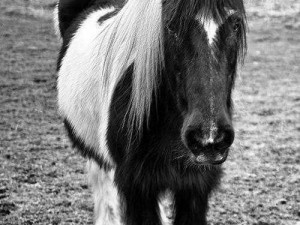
[58,0,125,36]
[58,0,93,36]
[98,9,119,24]
[107,63,222,224]
[113,126,222,225]
[106,66,134,166]
[63,119,112,171]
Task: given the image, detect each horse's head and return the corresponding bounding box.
[162,0,247,165]
[94,0,246,166]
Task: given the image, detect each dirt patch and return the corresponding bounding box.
[0,0,299,224]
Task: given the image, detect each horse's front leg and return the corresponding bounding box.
[87,160,123,225]
[174,190,209,225]
[121,192,162,225]
[114,168,163,225]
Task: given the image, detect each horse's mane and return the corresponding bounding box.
[102,0,246,138]
[101,0,164,137]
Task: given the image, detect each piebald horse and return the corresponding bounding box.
[55,0,247,224]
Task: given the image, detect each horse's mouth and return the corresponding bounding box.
[192,148,229,165]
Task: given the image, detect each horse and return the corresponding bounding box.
[55,0,247,224]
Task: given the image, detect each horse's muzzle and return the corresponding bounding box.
[183,123,235,165]
[193,147,229,165]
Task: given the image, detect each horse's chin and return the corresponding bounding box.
[190,148,229,166]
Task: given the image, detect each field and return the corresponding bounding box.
[0,0,299,224]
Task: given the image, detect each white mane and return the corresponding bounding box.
[102,0,164,134]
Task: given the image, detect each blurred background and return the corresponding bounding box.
[0,0,299,224]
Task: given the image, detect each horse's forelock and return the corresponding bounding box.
[166,0,247,51]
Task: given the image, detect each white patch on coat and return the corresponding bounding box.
[158,190,175,225]
[196,15,219,45]
[58,0,164,164]
[87,160,123,225]
[57,7,117,166]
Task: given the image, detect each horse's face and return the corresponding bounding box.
[165,12,245,165]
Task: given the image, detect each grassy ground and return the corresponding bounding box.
[0,0,299,224]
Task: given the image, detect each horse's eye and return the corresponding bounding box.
[232,17,242,32]
[233,22,241,32]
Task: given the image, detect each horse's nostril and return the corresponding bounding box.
[185,129,203,155]
[215,126,235,151]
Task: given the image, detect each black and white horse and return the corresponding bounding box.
[55,0,247,224]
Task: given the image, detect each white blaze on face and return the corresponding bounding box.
[207,70,216,144]
[196,14,221,143]
[196,8,237,45]
[208,120,217,144]
[196,15,219,45]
